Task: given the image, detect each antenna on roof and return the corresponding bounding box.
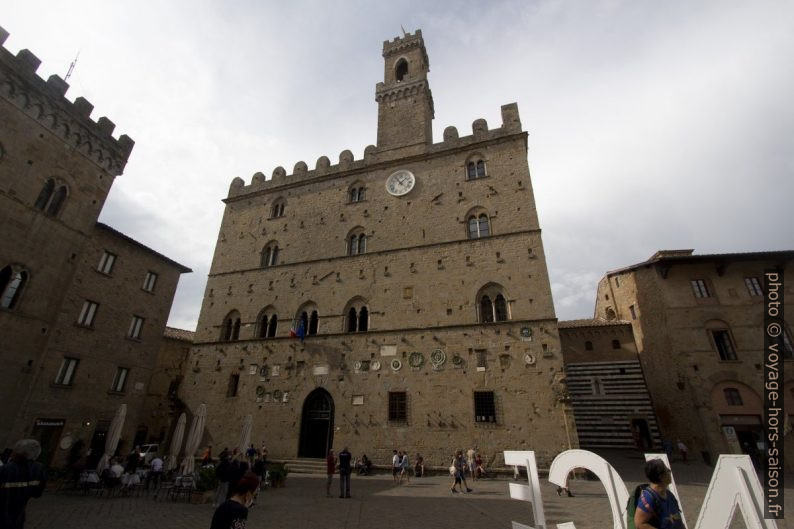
[400,25,407,36]
[64,51,80,82]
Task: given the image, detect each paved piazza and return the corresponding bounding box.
[25,457,793,529]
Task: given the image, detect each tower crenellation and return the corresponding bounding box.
[0,26,134,174]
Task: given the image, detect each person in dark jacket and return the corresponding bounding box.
[0,439,47,529]
[337,447,352,498]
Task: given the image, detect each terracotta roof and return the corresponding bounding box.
[606,249,794,276]
[164,326,195,342]
[95,222,192,273]
[557,318,631,329]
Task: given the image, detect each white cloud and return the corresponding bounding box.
[5,0,793,328]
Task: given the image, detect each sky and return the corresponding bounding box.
[4,1,793,330]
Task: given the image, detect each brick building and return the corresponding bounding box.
[181,30,574,468]
[558,319,660,450]
[593,249,793,469]
[0,26,190,466]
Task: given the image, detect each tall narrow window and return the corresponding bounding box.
[232,319,241,340]
[46,186,67,216]
[358,307,368,332]
[111,367,129,393]
[77,300,99,327]
[395,59,408,82]
[97,252,117,274]
[629,305,637,320]
[347,307,357,333]
[347,229,367,256]
[271,199,286,218]
[0,267,28,310]
[467,162,477,180]
[476,160,486,177]
[143,272,158,292]
[128,315,145,339]
[34,179,54,210]
[468,217,478,239]
[744,277,763,297]
[480,296,494,323]
[478,214,490,237]
[300,311,309,335]
[309,310,319,335]
[388,391,407,422]
[55,357,79,386]
[712,330,737,360]
[357,234,366,254]
[691,279,710,298]
[494,294,508,321]
[227,374,239,397]
[267,314,278,338]
[474,391,496,423]
[223,318,233,341]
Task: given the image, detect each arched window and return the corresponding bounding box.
[349,185,366,203]
[271,198,286,218]
[465,158,487,180]
[477,284,510,323]
[296,303,319,336]
[221,311,241,342]
[257,308,278,338]
[395,59,408,82]
[261,242,279,267]
[0,266,28,310]
[346,228,367,256]
[34,179,68,217]
[724,388,743,406]
[344,298,369,333]
[467,214,490,239]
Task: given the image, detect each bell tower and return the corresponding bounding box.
[376,29,435,151]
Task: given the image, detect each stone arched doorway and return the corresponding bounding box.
[298,388,334,458]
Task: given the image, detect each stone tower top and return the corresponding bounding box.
[375,29,434,152]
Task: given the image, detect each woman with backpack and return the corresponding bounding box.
[633,459,684,529]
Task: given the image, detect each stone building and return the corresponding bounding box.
[0,26,190,466]
[558,319,660,450]
[593,249,793,469]
[182,30,574,467]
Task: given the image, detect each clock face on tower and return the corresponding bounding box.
[385,169,416,197]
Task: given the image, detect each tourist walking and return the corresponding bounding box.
[451,450,472,493]
[0,439,47,529]
[391,450,400,483]
[325,449,335,497]
[210,472,260,529]
[466,447,476,480]
[398,450,410,484]
[338,447,352,498]
[213,453,232,507]
[633,459,685,529]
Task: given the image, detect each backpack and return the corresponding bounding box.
[626,484,660,529]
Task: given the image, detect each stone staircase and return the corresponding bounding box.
[276,458,327,475]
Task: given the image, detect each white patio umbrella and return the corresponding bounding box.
[238,414,253,455]
[96,403,127,473]
[167,412,187,472]
[180,403,206,475]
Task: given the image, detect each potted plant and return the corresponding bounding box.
[267,462,288,488]
[192,465,218,504]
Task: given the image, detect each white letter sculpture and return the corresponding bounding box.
[504,450,548,529]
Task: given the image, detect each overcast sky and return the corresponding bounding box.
[5,1,793,330]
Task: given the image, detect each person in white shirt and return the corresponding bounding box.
[147,456,164,490]
[109,460,124,479]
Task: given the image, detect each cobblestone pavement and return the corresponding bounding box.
[25,468,792,529]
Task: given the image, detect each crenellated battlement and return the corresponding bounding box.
[225,102,524,200]
[0,26,134,175]
[382,29,425,58]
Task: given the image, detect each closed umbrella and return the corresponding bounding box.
[167,412,186,472]
[238,414,253,455]
[96,403,127,473]
[180,403,206,475]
